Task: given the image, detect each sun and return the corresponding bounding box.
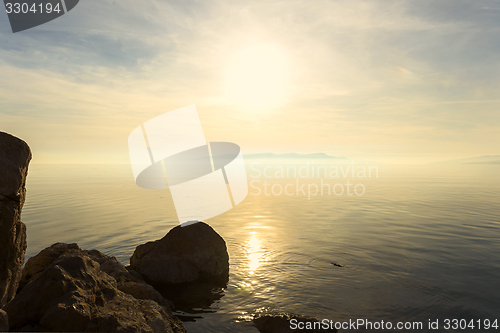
[226,44,289,111]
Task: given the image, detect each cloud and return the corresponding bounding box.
[0,0,499,164]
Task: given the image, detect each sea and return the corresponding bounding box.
[21,160,500,332]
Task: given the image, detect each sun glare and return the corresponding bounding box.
[226,44,289,111]
[246,232,262,274]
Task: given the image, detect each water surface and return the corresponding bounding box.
[22,162,500,332]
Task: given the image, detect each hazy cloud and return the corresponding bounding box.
[0,0,499,163]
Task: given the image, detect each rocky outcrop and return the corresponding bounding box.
[0,309,8,332]
[130,221,229,284]
[19,243,173,309]
[18,242,81,290]
[0,132,31,307]
[253,313,337,333]
[5,244,186,332]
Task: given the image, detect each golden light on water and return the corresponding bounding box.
[246,231,262,275]
[234,224,271,297]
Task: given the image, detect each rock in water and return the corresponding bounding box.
[130,221,229,284]
[5,247,186,332]
[254,313,337,333]
[0,132,31,307]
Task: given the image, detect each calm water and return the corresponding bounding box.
[21,161,500,332]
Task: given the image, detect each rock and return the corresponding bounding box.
[84,250,174,309]
[4,250,186,332]
[254,313,337,333]
[0,309,8,332]
[130,221,229,284]
[19,243,174,309]
[0,132,31,307]
[330,262,345,268]
[18,242,80,290]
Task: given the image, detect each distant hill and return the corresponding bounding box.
[431,155,500,165]
[244,152,349,161]
[467,159,500,165]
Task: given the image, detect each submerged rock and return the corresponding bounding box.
[6,244,186,332]
[254,313,337,333]
[0,132,31,307]
[130,221,229,284]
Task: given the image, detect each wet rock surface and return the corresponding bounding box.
[0,132,31,307]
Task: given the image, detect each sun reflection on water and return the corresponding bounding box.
[246,231,262,275]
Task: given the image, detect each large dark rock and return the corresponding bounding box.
[254,313,337,333]
[5,244,186,332]
[0,132,30,307]
[130,221,229,284]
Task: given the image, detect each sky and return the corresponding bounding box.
[1,0,499,164]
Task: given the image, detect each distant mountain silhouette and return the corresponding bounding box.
[431,155,500,165]
[244,152,349,160]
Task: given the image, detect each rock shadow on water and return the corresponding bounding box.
[152,273,229,322]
